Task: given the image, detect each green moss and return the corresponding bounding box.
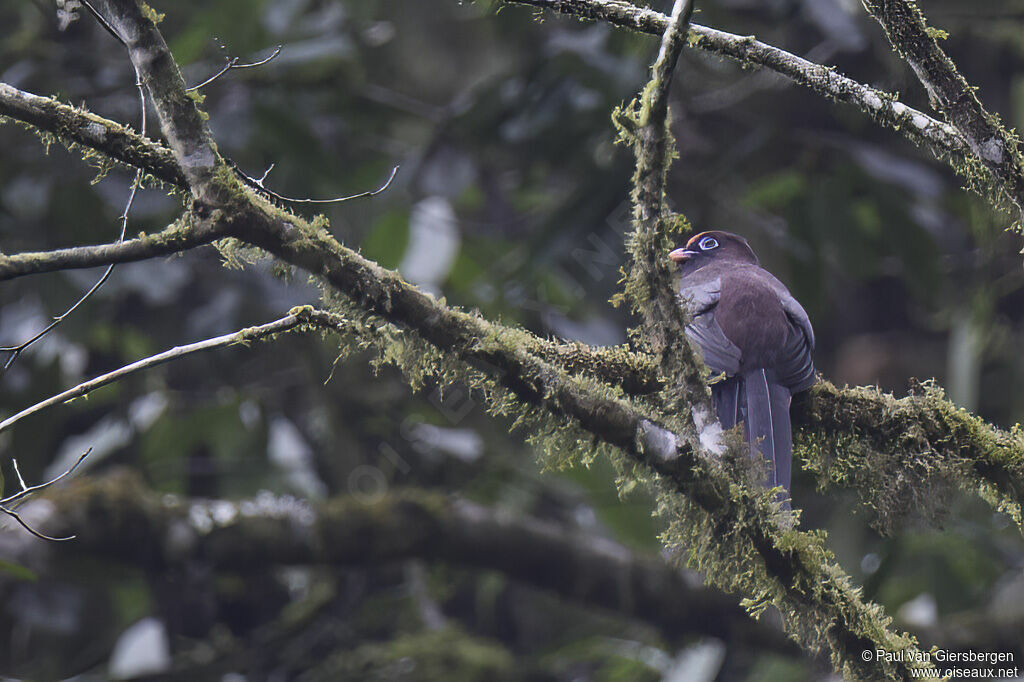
[795,381,1024,534]
[315,627,517,682]
[139,3,165,25]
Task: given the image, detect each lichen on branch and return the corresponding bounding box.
[861,0,1024,221]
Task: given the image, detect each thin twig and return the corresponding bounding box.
[0,313,305,436]
[79,0,126,47]
[1,506,76,541]
[0,450,91,507]
[12,459,27,491]
[187,45,282,92]
[230,160,400,205]
[0,448,91,541]
[1,2,146,371]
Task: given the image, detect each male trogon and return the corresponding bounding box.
[669,231,816,502]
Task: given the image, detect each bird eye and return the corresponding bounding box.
[698,236,719,251]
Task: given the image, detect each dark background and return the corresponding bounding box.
[1,0,1022,680]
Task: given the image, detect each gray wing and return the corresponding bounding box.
[678,276,742,376]
[774,289,816,391]
[779,291,814,350]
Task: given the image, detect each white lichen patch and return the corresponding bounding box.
[863,92,883,111]
[981,137,1004,163]
[83,121,107,142]
[186,491,315,534]
[238,490,316,526]
[692,404,726,456]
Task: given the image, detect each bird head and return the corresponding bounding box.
[669,231,758,272]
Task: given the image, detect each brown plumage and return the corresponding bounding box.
[670,231,816,504]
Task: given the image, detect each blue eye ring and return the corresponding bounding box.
[698,236,719,251]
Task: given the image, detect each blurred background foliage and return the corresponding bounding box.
[1,0,1023,680]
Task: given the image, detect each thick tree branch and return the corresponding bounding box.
[90,0,220,201]
[794,381,1024,531]
[620,0,706,407]
[0,3,947,677]
[500,1,986,203]
[0,218,226,279]
[861,0,1024,216]
[0,82,186,188]
[14,472,798,654]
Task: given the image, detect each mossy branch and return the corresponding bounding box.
[0,82,186,188]
[498,0,1015,216]
[795,381,1024,533]
[13,471,797,653]
[618,0,705,412]
[0,1,986,677]
[861,0,1024,220]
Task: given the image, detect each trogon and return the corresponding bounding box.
[670,231,816,503]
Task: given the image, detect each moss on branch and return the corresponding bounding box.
[5,2,1019,678]
[26,471,794,651]
[0,82,186,188]
[861,0,1024,220]
[499,0,1021,217]
[795,381,1024,532]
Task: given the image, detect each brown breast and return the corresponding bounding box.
[714,268,792,371]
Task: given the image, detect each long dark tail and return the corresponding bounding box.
[711,376,742,431]
[740,369,793,504]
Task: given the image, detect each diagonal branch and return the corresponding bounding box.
[0,82,186,188]
[0,3,965,677]
[90,0,220,201]
[861,0,1024,216]
[499,0,992,207]
[0,313,308,435]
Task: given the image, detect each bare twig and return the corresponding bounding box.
[0,313,306,436]
[187,45,283,92]
[1,506,76,541]
[230,160,400,205]
[0,448,90,541]
[1,1,147,371]
[11,459,27,491]
[1,170,142,369]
